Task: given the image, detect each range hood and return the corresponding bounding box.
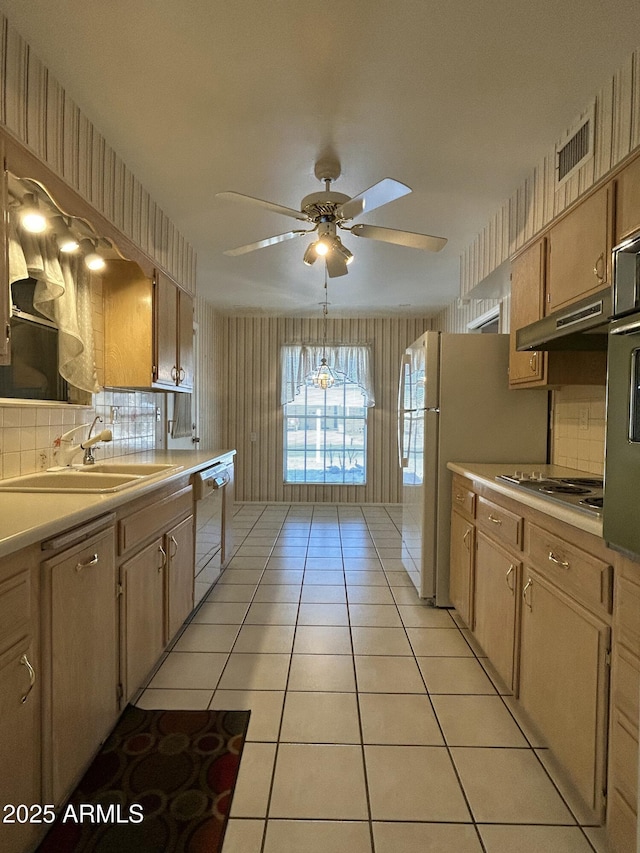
[516,288,611,351]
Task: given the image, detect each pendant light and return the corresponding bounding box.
[312,264,337,390]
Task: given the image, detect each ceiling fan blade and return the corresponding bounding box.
[338,178,411,221]
[325,252,349,278]
[350,223,447,252]
[216,191,309,222]
[224,229,312,256]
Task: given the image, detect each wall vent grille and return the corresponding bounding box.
[555,103,595,189]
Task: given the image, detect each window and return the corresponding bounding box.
[281,344,374,485]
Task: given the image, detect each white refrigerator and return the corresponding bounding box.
[398,331,549,604]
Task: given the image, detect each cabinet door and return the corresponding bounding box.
[473,532,520,691]
[616,153,640,242]
[121,537,166,701]
[0,638,41,853]
[166,515,195,640]
[449,510,474,627]
[1,143,10,366]
[155,270,178,389]
[547,184,612,313]
[177,290,194,391]
[44,529,118,803]
[519,570,609,819]
[509,239,546,386]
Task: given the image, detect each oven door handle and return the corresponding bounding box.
[610,315,640,335]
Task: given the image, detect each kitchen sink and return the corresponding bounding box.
[75,463,180,475]
[0,470,143,493]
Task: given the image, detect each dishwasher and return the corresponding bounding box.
[191,459,234,605]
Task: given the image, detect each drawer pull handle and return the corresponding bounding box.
[529,353,538,373]
[506,564,515,592]
[158,545,167,572]
[488,514,502,525]
[523,578,533,610]
[455,493,465,503]
[75,554,99,572]
[20,654,36,704]
[548,550,570,569]
[593,252,605,283]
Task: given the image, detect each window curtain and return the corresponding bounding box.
[281,344,375,407]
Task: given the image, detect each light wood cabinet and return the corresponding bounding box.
[41,526,118,803]
[0,137,10,367]
[120,537,167,703]
[474,532,521,692]
[546,183,613,313]
[615,152,640,243]
[509,236,607,389]
[509,238,546,386]
[166,514,195,640]
[449,508,475,628]
[607,557,640,853]
[154,270,194,392]
[519,569,610,821]
[104,262,193,392]
[0,547,40,853]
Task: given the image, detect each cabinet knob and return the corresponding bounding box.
[20,654,36,704]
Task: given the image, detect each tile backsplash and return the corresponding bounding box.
[0,389,163,480]
[550,385,606,476]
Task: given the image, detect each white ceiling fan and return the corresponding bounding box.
[216,157,447,278]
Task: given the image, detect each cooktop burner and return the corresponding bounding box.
[496,472,603,516]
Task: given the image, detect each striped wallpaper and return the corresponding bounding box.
[213,315,432,504]
[460,47,640,296]
[0,14,196,292]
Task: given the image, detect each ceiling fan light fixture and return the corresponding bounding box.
[303,243,318,266]
[333,237,354,265]
[315,238,330,257]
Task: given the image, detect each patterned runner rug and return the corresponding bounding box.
[36,705,250,853]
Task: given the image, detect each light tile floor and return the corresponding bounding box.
[136,503,611,853]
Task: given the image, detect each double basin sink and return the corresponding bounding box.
[0,463,181,493]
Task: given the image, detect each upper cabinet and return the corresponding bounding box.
[509,236,607,389]
[615,153,640,243]
[104,263,193,392]
[546,183,613,314]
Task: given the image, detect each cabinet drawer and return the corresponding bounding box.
[0,570,30,654]
[451,476,475,519]
[527,523,613,614]
[476,496,523,550]
[615,573,640,651]
[612,644,640,734]
[119,486,192,555]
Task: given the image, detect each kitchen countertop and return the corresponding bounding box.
[447,461,604,538]
[0,448,235,558]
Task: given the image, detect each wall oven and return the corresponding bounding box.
[603,229,640,558]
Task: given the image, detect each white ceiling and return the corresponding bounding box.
[1,0,639,316]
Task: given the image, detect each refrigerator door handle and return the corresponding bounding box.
[398,354,411,468]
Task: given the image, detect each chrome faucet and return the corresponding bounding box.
[83,417,103,464]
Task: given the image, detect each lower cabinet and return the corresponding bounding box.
[449,508,475,627]
[0,546,40,853]
[166,515,195,640]
[41,527,119,804]
[474,532,521,692]
[519,569,610,820]
[120,537,167,703]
